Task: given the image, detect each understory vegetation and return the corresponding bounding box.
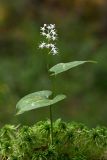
[0,119,107,160]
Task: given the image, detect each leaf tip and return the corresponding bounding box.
[87,60,98,64]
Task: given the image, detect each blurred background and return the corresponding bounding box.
[0,0,107,127]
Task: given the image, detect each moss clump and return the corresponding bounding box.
[0,119,107,160]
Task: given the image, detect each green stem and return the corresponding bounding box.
[49,105,53,145]
[46,52,53,145]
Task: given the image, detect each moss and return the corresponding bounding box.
[0,119,107,160]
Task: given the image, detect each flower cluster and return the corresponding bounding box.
[39,24,58,55]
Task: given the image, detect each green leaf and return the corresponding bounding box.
[16,90,66,115]
[49,61,96,75]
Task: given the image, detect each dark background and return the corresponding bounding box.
[0,0,107,127]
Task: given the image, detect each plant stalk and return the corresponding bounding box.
[49,105,53,145]
[46,51,54,145]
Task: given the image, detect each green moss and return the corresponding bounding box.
[0,119,107,160]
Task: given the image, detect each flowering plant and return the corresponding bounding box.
[16,24,95,145]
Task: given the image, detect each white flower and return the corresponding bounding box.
[47,25,51,30]
[51,48,58,55]
[41,32,46,36]
[46,33,51,39]
[39,42,46,49]
[51,30,57,36]
[40,24,57,40]
[51,47,58,55]
[46,44,51,48]
[50,24,55,29]
[39,24,58,55]
[50,44,55,48]
[40,27,45,32]
[52,36,56,41]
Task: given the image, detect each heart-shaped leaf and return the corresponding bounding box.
[16,90,66,115]
[49,61,96,75]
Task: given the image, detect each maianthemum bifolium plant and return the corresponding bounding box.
[16,24,96,145]
[1,24,107,160]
